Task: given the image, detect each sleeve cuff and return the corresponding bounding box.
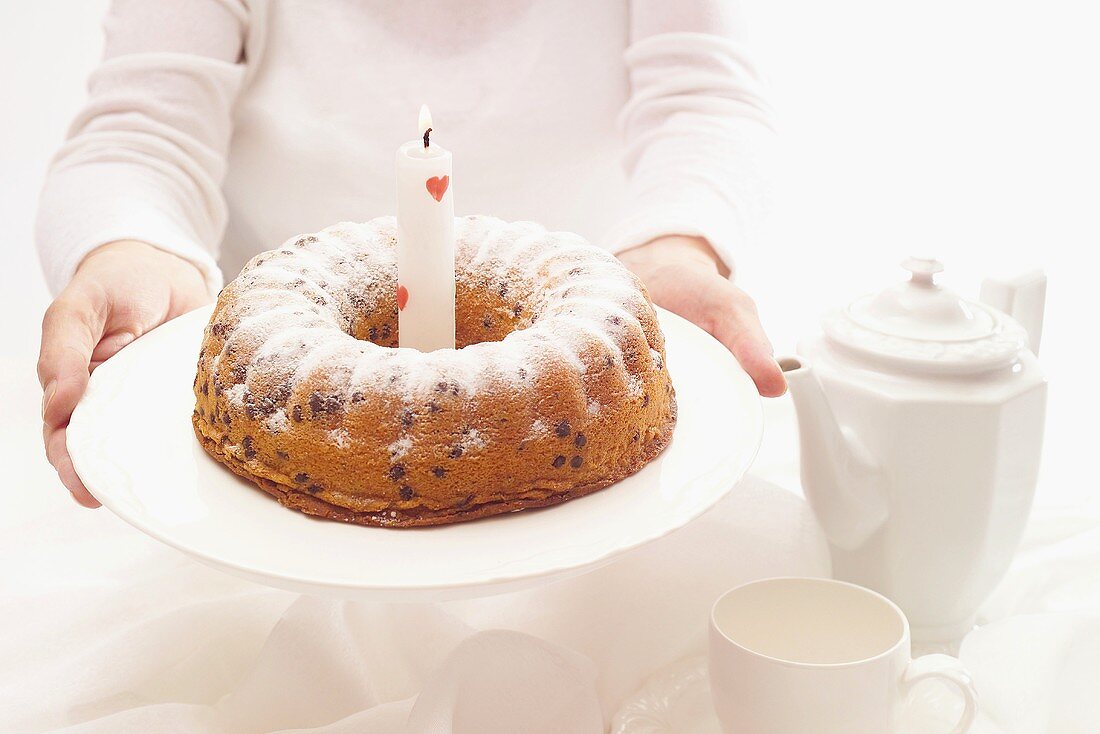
[602,207,740,280]
[39,202,223,297]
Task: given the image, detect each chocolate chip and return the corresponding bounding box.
[276,450,290,460]
[513,303,524,317]
[309,392,342,416]
[389,464,406,481]
[271,382,292,403]
[201,381,209,396]
[431,466,446,478]
[399,485,415,500]
[570,455,583,468]
[368,326,379,341]
[401,409,414,427]
[380,324,391,340]
[245,394,277,419]
[555,421,571,438]
[552,455,566,468]
[574,434,587,448]
[294,472,309,483]
[604,356,614,368]
[242,436,256,459]
[482,315,492,329]
[292,405,303,422]
[449,445,464,459]
[428,401,441,413]
[632,431,640,443]
[435,381,447,393]
[307,484,322,494]
[352,391,365,403]
[643,394,650,407]
[222,413,232,426]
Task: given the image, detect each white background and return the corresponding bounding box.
[1,0,1097,512]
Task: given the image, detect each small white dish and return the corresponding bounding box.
[68,305,761,602]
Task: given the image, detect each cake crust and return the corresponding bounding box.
[194,404,675,527]
[192,216,677,527]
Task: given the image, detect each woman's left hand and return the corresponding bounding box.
[618,235,787,398]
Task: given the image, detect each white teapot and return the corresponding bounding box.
[781,257,1047,643]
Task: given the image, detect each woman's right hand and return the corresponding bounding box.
[38,240,212,507]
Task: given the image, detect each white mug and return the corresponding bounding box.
[709,577,978,733]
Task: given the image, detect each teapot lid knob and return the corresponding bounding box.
[901,256,945,285]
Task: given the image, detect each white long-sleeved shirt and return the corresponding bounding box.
[36,0,774,296]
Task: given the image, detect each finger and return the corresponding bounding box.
[38,289,107,430]
[44,424,100,508]
[709,292,787,398]
[736,339,788,398]
[90,330,136,370]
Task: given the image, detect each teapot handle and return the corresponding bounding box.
[979,270,1046,355]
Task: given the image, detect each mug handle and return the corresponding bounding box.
[902,653,979,733]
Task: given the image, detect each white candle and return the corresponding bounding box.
[395,104,455,351]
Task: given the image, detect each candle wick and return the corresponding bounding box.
[423,127,432,149]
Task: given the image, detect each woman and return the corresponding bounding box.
[37,0,785,507]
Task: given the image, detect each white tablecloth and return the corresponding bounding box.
[2,382,1098,733]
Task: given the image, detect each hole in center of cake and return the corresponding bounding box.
[348,268,540,349]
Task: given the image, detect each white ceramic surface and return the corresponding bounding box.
[613,655,996,734]
[707,578,977,733]
[781,260,1047,642]
[67,305,762,602]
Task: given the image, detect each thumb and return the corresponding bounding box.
[38,285,107,429]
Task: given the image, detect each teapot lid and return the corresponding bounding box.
[821,257,1029,373]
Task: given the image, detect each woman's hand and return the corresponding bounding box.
[618,235,786,398]
[38,241,212,507]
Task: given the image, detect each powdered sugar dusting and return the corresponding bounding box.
[225,383,248,407]
[327,428,351,449]
[388,436,413,459]
[264,408,289,434]
[207,215,664,443]
[460,428,488,452]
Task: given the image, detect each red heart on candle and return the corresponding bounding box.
[397,284,409,311]
[426,175,449,202]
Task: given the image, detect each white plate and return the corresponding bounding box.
[68,305,762,602]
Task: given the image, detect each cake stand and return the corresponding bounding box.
[67,305,762,602]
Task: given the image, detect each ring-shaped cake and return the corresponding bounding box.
[192,216,676,526]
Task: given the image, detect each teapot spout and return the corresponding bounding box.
[779,356,888,550]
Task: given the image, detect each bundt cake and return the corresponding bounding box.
[192,216,676,527]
